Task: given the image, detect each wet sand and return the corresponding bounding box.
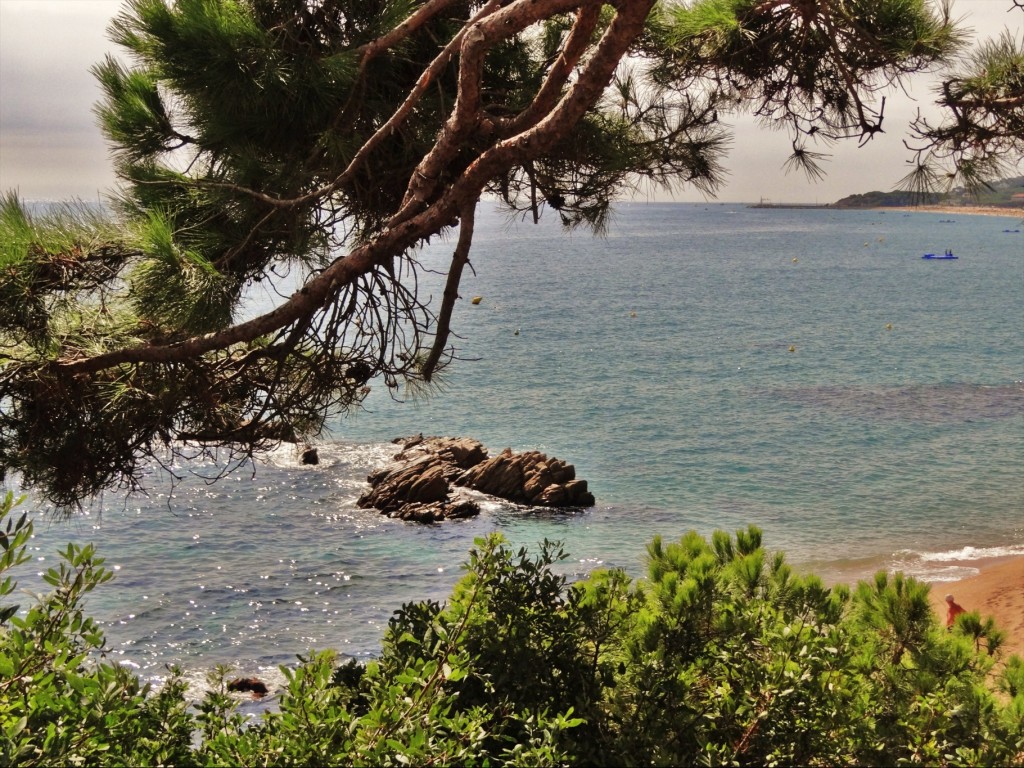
[927,556,1024,659]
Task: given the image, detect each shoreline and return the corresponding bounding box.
[926,555,1024,659]
[875,204,1024,219]
[742,202,1023,219]
[807,550,1024,659]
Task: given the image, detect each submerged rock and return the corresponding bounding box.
[357,435,595,522]
[227,677,269,698]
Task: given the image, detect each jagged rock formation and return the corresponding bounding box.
[357,435,595,522]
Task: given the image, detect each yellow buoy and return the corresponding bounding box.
[629,311,637,318]
[885,323,893,331]
[471,296,482,305]
[792,257,798,263]
[788,345,796,353]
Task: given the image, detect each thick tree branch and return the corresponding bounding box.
[187,1,505,211]
[400,0,598,216]
[499,4,603,136]
[354,0,459,65]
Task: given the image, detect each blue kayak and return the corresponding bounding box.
[922,253,958,260]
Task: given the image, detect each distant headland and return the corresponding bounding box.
[750,174,1024,213]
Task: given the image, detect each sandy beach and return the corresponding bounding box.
[881,204,1024,219]
[928,556,1024,659]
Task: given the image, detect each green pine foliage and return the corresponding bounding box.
[2,493,1022,766]
[903,26,1024,194]
[0,194,134,351]
[130,210,236,335]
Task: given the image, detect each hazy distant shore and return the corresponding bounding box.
[876,204,1024,219]
[746,202,1023,218]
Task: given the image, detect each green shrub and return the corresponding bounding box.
[0,491,194,766]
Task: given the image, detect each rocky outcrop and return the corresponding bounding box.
[357,435,595,522]
[458,448,592,506]
[227,677,269,698]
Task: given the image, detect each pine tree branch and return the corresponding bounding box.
[420,202,475,382]
[52,0,656,379]
[499,4,603,137]
[400,0,600,216]
[354,0,460,65]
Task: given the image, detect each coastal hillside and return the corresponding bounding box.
[833,174,1024,208]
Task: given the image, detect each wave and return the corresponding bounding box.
[802,542,1024,586]
[911,544,1024,563]
[887,544,1024,583]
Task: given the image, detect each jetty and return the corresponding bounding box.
[749,198,831,209]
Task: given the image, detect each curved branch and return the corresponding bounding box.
[53,220,405,375]
[401,0,598,214]
[354,0,460,65]
[494,0,655,159]
[421,203,475,381]
[180,1,504,212]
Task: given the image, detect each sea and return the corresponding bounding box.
[8,202,1024,704]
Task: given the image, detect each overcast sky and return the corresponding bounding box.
[1,0,1020,203]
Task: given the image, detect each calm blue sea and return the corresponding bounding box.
[10,202,1024,700]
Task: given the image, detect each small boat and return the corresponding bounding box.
[922,252,958,260]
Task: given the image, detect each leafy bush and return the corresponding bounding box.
[0,491,194,766]
[2,492,1022,766]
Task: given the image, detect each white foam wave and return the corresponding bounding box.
[880,543,1024,583]
[895,563,981,583]
[150,663,291,711]
[915,544,1024,562]
[477,496,508,514]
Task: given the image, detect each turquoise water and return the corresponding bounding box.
[10,203,1024,695]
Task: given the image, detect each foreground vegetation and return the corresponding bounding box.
[2,491,1022,766]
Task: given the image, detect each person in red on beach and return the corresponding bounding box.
[945,594,967,629]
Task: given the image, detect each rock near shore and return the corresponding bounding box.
[357,435,595,522]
